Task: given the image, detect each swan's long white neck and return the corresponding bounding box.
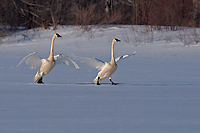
[49,35,56,59]
[111,40,115,62]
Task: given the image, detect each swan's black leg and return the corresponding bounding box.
[97,77,100,85]
[37,77,44,84]
[109,78,117,85]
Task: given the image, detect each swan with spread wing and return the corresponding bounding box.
[17,33,79,84]
[74,38,136,85]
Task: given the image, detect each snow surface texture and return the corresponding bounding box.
[0,25,200,133]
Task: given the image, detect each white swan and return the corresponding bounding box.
[73,38,136,85]
[17,33,79,84]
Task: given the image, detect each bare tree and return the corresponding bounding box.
[193,0,200,26]
[0,0,198,31]
[12,0,63,30]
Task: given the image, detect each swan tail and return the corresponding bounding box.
[32,72,41,82]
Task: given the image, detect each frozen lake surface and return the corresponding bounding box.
[0,25,200,133]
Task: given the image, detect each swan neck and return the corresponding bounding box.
[50,35,56,58]
[111,40,115,62]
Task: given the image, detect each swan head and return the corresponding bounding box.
[54,33,62,38]
[113,38,120,43]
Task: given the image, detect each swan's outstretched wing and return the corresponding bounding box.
[54,54,80,69]
[115,51,136,63]
[17,52,42,69]
[72,54,105,70]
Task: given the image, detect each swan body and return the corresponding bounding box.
[32,56,56,82]
[17,33,79,83]
[93,61,117,85]
[74,38,136,85]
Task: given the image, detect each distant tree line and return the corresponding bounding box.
[0,0,199,31]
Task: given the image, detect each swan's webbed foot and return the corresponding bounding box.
[37,77,44,84]
[112,82,117,85]
[109,78,117,85]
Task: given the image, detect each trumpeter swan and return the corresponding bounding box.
[17,33,79,84]
[73,38,136,85]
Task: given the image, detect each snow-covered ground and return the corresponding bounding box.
[0,25,200,133]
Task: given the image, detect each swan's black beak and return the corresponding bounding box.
[56,33,62,38]
[115,38,120,42]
